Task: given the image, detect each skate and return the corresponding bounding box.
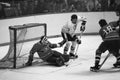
[24,55,33,66]
[113,62,120,68]
[90,65,100,72]
[69,53,78,59]
[25,62,32,66]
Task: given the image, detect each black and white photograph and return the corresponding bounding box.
[0,0,120,80]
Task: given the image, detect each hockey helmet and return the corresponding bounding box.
[40,36,48,43]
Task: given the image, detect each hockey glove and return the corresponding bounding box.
[58,39,66,47]
[76,39,81,44]
[80,21,86,31]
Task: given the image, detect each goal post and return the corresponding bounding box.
[0,23,47,69]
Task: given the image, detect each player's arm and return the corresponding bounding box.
[80,20,86,32]
[77,16,87,22]
[99,29,107,41]
[108,21,120,34]
[48,40,66,48]
[29,43,40,54]
[61,23,70,34]
[77,16,87,32]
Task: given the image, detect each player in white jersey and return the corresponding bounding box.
[61,14,86,58]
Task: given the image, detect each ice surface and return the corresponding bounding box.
[0,35,120,80]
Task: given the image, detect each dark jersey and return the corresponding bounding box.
[99,21,120,41]
[30,41,58,60]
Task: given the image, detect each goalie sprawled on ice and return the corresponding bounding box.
[25,36,70,67]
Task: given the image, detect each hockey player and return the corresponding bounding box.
[115,6,120,36]
[90,19,120,72]
[25,36,69,67]
[61,14,86,58]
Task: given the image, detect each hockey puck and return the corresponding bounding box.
[65,64,69,67]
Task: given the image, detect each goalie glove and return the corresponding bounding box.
[80,21,86,31]
[58,39,66,47]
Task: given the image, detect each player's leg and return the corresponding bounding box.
[90,50,102,71]
[69,35,80,58]
[69,41,78,58]
[112,47,120,68]
[62,54,70,62]
[114,37,120,67]
[46,50,69,66]
[108,40,120,68]
[61,32,68,41]
[90,42,107,71]
[61,32,71,54]
[64,41,71,54]
[112,51,120,68]
[25,53,34,66]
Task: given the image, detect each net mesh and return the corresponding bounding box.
[0,23,46,69]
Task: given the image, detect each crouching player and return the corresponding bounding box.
[25,36,69,67]
[90,19,120,72]
[61,14,86,59]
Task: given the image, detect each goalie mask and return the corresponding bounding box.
[40,36,48,44]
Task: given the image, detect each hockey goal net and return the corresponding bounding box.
[0,23,47,69]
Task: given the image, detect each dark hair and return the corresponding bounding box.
[99,19,107,27]
[71,14,77,20]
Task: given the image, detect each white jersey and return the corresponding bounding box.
[61,16,86,36]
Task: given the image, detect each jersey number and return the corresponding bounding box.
[103,25,113,35]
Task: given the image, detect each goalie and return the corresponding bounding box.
[61,14,86,58]
[90,19,120,72]
[25,36,69,67]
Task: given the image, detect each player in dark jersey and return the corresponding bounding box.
[90,19,120,71]
[25,36,69,67]
[115,6,120,36]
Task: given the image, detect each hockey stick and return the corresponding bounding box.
[65,31,84,66]
[99,53,111,69]
[90,53,111,72]
[74,31,83,56]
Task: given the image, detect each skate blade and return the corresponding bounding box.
[90,68,99,72]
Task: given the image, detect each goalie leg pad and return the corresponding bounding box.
[55,57,64,67]
[62,54,70,62]
[25,54,34,66]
